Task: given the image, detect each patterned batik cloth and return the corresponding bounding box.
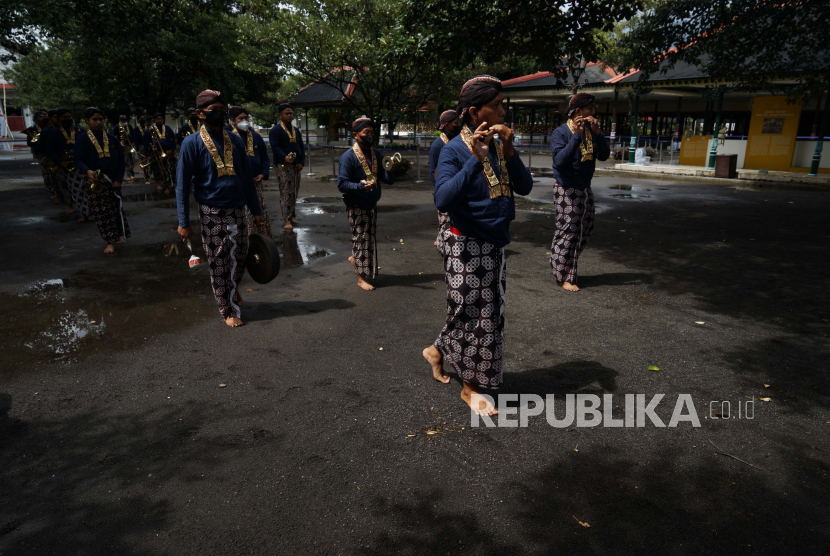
[64,168,92,218]
[124,149,136,178]
[435,210,451,254]
[550,183,595,285]
[152,154,177,190]
[244,181,272,237]
[85,174,131,243]
[346,203,377,279]
[199,205,248,319]
[277,165,302,221]
[434,230,506,390]
[38,158,57,196]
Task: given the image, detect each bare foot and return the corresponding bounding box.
[283,220,293,230]
[461,383,499,416]
[156,185,162,192]
[65,207,75,214]
[348,256,359,275]
[145,181,151,185]
[103,243,115,254]
[50,193,57,199]
[235,293,244,306]
[77,216,87,223]
[357,276,375,291]
[433,241,437,246]
[559,281,580,292]
[290,219,298,225]
[126,177,134,183]
[116,237,127,244]
[423,345,450,384]
[225,316,244,327]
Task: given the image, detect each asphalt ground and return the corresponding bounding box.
[0,152,829,555]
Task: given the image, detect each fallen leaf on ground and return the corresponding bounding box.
[426,431,445,435]
[407,434,415,437]
[89,320,96,324]
[648,365,661,371]
[219,383,227,388]
[764,384,771,388]
[246,288,253,292]
[574,444,578,452]
[759,397,771,402]
[573,515,591,528]
[695,321,705,325]
[378,347,383,351]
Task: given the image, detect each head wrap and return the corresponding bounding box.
[278,102,292,114]
[56,108,71,118]
[352,118,372,133]
[48,109,58,117]
[152,112,164,119]
[567,93,595,118]
[456,75,502,122]
[196,89,225,109]
[186,106,196,115]
[33,110,47,118]
[438,109,458,130]
[228,105,248,119]
[119,114,128,122]
[84,106,103,119]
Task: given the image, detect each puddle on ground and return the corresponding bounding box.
[14,215,49,225]
[610,194,651,199]
[0,247,217,373]
[298,196,343,204]
[377,204,417,213]
[514,198,557,213]
[280,228,333,268]
[608,184,651,191]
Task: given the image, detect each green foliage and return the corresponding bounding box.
[1,0,282,115]
[393,157,412,178]
[615,0,828,100]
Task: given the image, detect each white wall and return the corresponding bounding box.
[708,138,748,168]
[791,140,830,169]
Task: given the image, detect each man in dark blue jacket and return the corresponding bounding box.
[549,93,610,292]
[177,90,263,328]
[112,115,136,183]
[269,103,305,230]
[226,105,272,236]
[145,113,177,192]
[132,114,152,185]
[428,109,462,252]
[337,118,395,291]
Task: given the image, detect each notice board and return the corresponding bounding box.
[744,96,801,171]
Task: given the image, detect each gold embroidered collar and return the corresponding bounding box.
[460,125,510,199]
[60,126,76,145]
[231,126,254,156]
[567,120,594,162]
[280,121,296,143]
[352,143,376,188]
[87,130,110,158]
[154,124,166,141]
[440,132,450,145]
[200,126,235,177]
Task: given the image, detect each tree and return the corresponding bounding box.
[1,0,282,117]
[614,0,829,100]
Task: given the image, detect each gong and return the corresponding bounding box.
[246,232,281,284]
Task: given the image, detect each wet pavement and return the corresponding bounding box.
[1,154,830,554]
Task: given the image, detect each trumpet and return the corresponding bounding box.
[282,151,296,171]
[88,170,104,194]
[382,152,402,171]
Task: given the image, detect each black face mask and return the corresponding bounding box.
[61,119,74,130]
[360,134,374,147]
[202,110,227,127]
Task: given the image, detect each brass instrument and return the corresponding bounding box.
[382,152,401,171]
[88,170,103,193]
[142,125,172,185]
[282,151,296,171]
[44,152,76,174]
[28,127,42,144]
[117,124,136,153]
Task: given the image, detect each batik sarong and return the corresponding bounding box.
[346,203,377,279]
[38,157,62,201]
[550,183,595,284]
[86,174,131,243]
[151,153,177,191]
[64,168,91,218]
[245,182,272,237]
[139,147,152,183]
[434,230,506,390]
[124,149,136,179]
[199,205,248,319]
[436,211,451,254]
[277,165,301,221]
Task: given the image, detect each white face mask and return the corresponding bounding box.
[236,120,250,132]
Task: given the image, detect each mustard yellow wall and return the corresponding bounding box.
[679,135,709,166]
[744,96,802,171]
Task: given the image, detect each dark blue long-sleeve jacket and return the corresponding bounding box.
[73,129,127,182]
[337,146,394,210]
[144,124,176,152]
[549,123,610,190]
[43,125,84,166]
[176,126,262,228]
[269,123,305,166]
[434,128,533,248]
[428,135,448,186]
[132,123,148,149]
[225,125,271,180]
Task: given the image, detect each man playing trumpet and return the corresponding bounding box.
[144,113,177,193]
[269,103,305,230]
[549,93,610,292]
[113,115,136,183]
[337,118,395,291]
